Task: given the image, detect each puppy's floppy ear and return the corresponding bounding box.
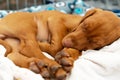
[80,9,97,23]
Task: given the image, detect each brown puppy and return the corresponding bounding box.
[0,11,82,80]
[57,8,120,68]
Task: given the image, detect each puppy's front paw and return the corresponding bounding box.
[29,58,67,80]
[55,50,74,72]
[29,60,50,79]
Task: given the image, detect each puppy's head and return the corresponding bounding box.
[62,8,120,51]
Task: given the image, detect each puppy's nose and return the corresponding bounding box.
[62,38,73,48]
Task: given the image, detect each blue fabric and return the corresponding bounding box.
[112,9,120,17]
[0,0,91,18]
[0,0,120,18]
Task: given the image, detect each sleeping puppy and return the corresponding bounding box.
[57,8,120,70]
[0,11,82,80]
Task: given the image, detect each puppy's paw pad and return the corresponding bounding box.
[40,68,50,78]
[55,50,74,72]
[55,68,67,80]
[50,65,61,74]
[36,60,48,68]
[29,62,40,73]
[48,60,67,79]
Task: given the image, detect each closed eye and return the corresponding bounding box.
[71,27,77,32]
[82,27,87,32]
[81,22,88,32]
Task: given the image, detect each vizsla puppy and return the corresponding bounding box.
[57,8,120,70]
[0,11,82,80]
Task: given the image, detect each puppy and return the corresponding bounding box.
[0,11,82,80]
[57,8,120,69]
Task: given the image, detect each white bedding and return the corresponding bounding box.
[0,38,120,80]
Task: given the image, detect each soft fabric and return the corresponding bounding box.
[67,38,120,80]
[0,0,91,18]
[0,45,44,80]
[0,38,120,80]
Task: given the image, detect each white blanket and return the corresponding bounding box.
[1,38,120,80]
[0,46,44,80]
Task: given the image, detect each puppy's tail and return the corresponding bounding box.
[0,39,12,57]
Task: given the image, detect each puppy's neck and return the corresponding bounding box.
[63,15,82,32]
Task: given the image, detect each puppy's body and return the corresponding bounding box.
[0,11,82,79]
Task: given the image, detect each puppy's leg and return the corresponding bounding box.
[4,38,50,78]
[38,17,68,57]
[2,38,45,77]
[5,38,67,80]
[55,48,81,72]
[0,39,12,56]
